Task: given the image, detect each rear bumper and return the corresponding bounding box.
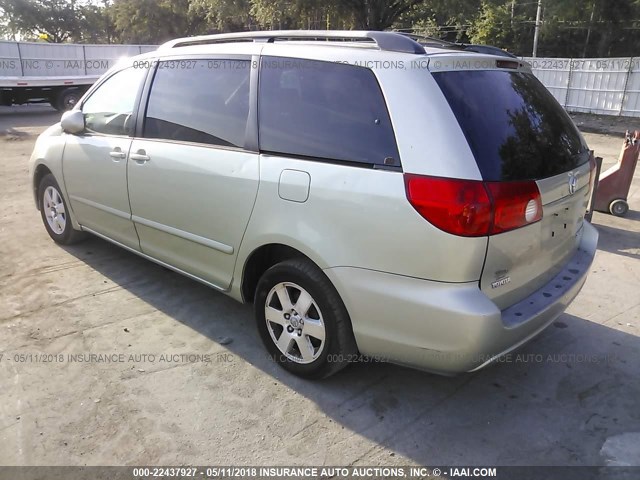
[324,222,598,375]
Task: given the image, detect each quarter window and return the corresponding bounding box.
[258,57,400,167]
[144,59,250,148]
[82,67,146,136]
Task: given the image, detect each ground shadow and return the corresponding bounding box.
[62,236,640,466]
[620,209,640,222]
[594,222,640,260]
[0,105,59,132]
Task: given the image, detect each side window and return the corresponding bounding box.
[144,59,250,148]
[82,67,146,136]
[258,57,400,166]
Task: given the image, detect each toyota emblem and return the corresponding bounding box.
[568,174,578,195]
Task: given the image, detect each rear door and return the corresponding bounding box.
[433,67,593,309]
[127,57,259,290]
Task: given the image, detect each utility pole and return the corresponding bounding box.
[583,1,596,58]
[511,0,515,26]
[532,0,542,57]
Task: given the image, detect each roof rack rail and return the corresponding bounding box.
[395,32,459,49]
[159,30,426,55]
[396,32,519,58]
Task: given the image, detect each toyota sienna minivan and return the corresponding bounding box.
[29,31,598,378]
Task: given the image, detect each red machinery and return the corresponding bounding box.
[593,130,639,217]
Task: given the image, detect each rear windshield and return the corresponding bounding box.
[433,70,589,181]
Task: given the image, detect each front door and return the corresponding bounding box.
[62,66,147,250]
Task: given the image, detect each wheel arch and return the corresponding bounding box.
[240,243,322,304]
[33,163,53,210]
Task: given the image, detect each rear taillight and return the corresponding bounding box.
[404,175,492,237]
[404,174,542,237]
[485,181,542,234]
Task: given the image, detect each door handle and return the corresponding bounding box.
[130,150,150,163]
[109,148,126,160]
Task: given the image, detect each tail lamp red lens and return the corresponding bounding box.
[404,174,542,237]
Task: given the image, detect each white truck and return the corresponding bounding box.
[0,40,156,111]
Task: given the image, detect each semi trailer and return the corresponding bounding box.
[0,40,155,111]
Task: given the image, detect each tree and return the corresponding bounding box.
[0,0,84,42]
[396,0,486,43]
[78,0,118,43]
[110,0,207,44]
[468,1,533,55]
[2,0,640,58]
[189,0,254,32]
[246,0,353,30]
[338,0,425,30]
[399,0,640,58]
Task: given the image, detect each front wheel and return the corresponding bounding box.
[255,258,358,379]
[38,174,86,244]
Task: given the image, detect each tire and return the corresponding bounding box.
[38,174,86,244]
[255,258,358,379]
[609,199,629,217]
[54,88,81,112]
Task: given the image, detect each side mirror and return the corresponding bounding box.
[60,110,85,134]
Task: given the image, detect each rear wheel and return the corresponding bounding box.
[255,258,358,379]
[609,199,629,217]
[38,174,86,244]
[54,88,81,112]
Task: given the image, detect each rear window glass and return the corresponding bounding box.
[258,57,400,167]
[433,70,588,181]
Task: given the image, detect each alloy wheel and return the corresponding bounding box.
[264,282,326,364]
